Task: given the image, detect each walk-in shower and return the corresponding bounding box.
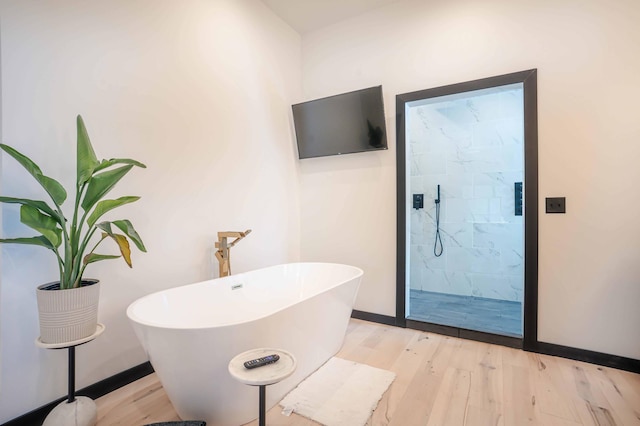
[396,70,539,342]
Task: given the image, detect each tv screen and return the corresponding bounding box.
[292,85,388,159]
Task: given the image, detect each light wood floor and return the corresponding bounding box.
[96,319,640,425]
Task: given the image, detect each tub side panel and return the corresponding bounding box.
[133,323,270,426]
[260,276,362,409]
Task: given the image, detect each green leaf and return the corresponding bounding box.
[39,176,68,206]
[0,236,55,250]
[81,165,134,212]
[96,221,113,234]
[83,253,120,265]
[0,144,67,205]
[76,115,99,185]
[112,219,146,252]
[20,205,62,247]
[93,158,147,174]
[0,196,61,222]
[86,196,140,228]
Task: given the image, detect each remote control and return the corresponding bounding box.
[244,354,280,369]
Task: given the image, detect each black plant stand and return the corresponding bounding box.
[36,324,105,426]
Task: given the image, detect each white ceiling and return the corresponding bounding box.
[261,0,400,34]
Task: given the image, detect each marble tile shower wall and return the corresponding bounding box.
[409,88,524,302]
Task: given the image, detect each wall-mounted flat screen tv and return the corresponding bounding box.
[292,85,388,159]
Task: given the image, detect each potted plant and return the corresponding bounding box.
[0,115,146,344]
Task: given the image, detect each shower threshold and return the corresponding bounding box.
[408,289,522,338]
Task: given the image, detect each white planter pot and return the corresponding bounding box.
[36,280,100,344]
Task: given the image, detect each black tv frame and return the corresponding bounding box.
[292,85,388,159]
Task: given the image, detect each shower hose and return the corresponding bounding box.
[434,191,443,257]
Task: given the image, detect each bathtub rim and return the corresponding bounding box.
[126,262,363,330]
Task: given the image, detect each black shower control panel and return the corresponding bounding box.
[413,194,424,210]
[545,197,566,214]
[244,354,280,369]
[514,182,523,216]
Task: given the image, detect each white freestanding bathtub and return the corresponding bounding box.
[127,262,363,426]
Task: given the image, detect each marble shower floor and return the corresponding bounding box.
[408,289,523,337]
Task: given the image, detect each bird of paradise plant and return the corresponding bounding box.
[0,115,146,289]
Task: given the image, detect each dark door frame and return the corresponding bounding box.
[395,69,538,350]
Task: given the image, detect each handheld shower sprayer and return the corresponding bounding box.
[434,185,443,257]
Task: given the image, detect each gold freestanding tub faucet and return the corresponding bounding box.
[215,229,252,277]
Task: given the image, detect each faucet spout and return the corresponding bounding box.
[215,229,251,277]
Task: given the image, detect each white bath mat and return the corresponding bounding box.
[279,357,396,426]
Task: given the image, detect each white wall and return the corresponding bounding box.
[0,0,301,422]
[299,0,640,359]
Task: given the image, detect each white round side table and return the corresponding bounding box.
[36,323,106,426]
[228,348,296,426]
